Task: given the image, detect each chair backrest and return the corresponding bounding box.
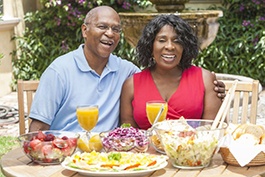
[17,80,39,135]
[222,80,259,124]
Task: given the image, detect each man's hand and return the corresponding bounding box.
[214,80,226,100]
[212,72,226,100]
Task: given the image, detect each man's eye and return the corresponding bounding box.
[97,25,108,30]
[112,27,121,33]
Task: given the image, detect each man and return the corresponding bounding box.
[29,6,225,133]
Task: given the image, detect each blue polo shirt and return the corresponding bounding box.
[29,44,140,132]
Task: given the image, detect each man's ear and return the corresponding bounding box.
[81,24,88,38]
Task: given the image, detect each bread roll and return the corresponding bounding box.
[231,123,265,144]
[232,124,248,140]
[260,134,265,144]
[244,124,264,140]
[234,133,260,145]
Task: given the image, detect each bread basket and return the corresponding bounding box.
[219,147,265,167]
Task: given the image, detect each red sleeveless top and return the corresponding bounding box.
[132,66,204,130]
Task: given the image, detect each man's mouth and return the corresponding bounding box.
[101,40,114,46]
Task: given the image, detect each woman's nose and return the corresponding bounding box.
[165,42,175,50]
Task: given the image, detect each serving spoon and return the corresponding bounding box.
[152,104,165,127]
[147,104,165,136]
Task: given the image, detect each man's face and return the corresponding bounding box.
[82,10,121,60]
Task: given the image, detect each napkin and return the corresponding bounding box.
[218,134,265,167]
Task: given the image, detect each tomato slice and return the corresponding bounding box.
[147,160,157,167]
[53,138,68,149]
[124,163,140,170]
[101,164,119,168]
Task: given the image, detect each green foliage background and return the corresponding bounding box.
[11,0,148,88]
[194,0,265,85]
[12,0,265,88]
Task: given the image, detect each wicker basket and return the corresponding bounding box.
[219,147,265,167]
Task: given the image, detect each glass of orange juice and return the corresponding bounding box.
[76,105,99,139]
[146,100,168,125]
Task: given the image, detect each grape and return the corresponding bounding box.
[62,136,68,140]
[44,134,55,141]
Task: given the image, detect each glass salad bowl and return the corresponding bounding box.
[153,119,227,169]
[18,130,79,165]
[99,126,149,153]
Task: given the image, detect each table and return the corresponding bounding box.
[1,148,265,177]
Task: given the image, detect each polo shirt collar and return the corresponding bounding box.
[74,44,119,73]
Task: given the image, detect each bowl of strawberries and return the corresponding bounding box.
[18,130,79,165]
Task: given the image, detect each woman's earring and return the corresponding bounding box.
[152,57,156,63]
[151,57,156,66]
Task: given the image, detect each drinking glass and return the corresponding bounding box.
[146,101,168,154]
[146,100,168,125]
[76,105,99,139]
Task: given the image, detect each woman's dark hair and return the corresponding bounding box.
[136,14,199,70]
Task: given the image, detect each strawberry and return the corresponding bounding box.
[41,144,53,156]
[23,141,31,154]
[67,138,77,147]
[29,139,42,151]
[36,131,46,141]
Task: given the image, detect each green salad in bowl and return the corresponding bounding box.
[153,118,227,169]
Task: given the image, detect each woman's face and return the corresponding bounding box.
[152,25,183,70]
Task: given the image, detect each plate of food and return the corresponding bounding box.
[61,151,168,176]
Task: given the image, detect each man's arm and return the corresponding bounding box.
[29,119,50,132]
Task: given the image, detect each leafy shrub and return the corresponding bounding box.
[0,0,3,19]
[12,0,265,88]
[11,0,150,89]
[194,0,265,85]
[0,53,3,66]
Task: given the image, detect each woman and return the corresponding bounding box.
[120,14,222,130]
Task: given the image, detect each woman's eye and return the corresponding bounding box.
[174,39,181,44]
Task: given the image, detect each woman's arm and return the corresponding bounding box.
[120,77,139,128]
[202,69,223,120]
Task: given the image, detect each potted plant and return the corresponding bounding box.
[150,0,190,12]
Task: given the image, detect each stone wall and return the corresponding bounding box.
[0,0,39,97]
[0,17,19,97]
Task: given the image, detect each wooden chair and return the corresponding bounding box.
[17,80,39,135]
[221,80,260,124]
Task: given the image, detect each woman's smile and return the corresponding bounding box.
[161,54,176,62]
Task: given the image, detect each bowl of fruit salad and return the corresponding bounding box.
[153,119,227,169]
[99,124,149,153]
[18,130,79,165]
